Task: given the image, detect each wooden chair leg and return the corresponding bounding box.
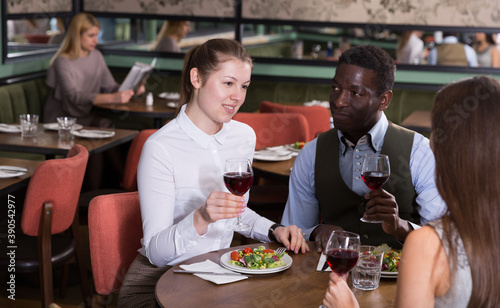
[39,202,54,308]
[59,262,69,298]
[71,209,92,308]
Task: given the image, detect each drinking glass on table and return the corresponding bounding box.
[19,114,39,137]
[351,245,384,290]
[57,117,76,140]
[360,153,390,223]
[319,230,360,308]
[223,158,253,231]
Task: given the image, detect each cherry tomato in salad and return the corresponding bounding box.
[262,249,275,254]
[243,247,253,255]
[230,251,240,261]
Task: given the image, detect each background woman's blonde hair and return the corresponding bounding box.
[151,21,186,50]
[50,13,99,64]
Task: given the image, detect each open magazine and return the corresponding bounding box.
[118,58,156,92]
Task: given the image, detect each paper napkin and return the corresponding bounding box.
[316,253,332,272]
[179,259,248,284]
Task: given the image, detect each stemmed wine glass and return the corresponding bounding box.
[224,158,254,231]
[319,230,360,308]
[360,153,390,223]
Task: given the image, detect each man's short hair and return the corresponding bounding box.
[338,45,396,96]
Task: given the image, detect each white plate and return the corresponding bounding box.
[0,166,28,178]
[253,152,292,162]
[43,123,83,131]
[381,271,398,278]
[0,124,21,133]
[158,92,180,99]
[285,144,302,153]
[71,129,115,139]
[219,251,293,274]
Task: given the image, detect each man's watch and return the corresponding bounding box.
[268,223,284,242]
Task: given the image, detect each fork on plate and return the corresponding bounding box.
[275,247,286,255]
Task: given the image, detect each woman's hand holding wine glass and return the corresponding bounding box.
[224,157,254,231]
[360,153,390,223]
[319,230,360,308]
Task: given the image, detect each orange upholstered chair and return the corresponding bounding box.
[259,100,331,141]
[121,129,158,191]
[78,129,157,212]
[1,144,91,308]
[232,112,310,149]
[232,112,310,223]
[89,191,143,307]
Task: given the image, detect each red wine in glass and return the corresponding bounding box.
[224,172,253,196]
[224,158,253,231]
[361,171,390,191]
[360,154,390,223]
[326,248,359,275]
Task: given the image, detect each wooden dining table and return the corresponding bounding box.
[93,96,178,128]
[0,124,138,158]
[155,242,397,308]
[0,157,43,195]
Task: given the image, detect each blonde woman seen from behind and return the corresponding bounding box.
[153,20,190,52]
[322,76,500,308]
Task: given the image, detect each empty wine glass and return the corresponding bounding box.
[360,153,390,223]
[319,230,360,308]
[224,158,253,231]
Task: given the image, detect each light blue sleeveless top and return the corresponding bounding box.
[427,219,472,308]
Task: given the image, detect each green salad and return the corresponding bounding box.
[228,246,287,269]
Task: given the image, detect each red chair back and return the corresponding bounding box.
[233,112,310,149]
[259,100,331,141]
[89,191,143,296]
[122,129,158,191]
[21,144,89,236]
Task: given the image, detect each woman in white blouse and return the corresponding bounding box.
[118,38,309,307]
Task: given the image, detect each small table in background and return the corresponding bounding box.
[0,158,43,195]
[252,156,295,184]
[93,97,178,129]
[0,124,138,159]
[400,110,431,133]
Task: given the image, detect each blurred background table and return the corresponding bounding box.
[155,242,397,308]
[0,124,138,158]
[400,110,431,133]
[93,97,178,128]
[252,156,295,184]
[0,157,42,195]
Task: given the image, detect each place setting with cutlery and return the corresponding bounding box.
[0,166,28,178]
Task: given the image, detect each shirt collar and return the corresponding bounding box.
[442,36,459,44]
[337,113,388,155]
[177,104,227,148]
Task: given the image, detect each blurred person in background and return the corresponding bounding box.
[396,30,426,64]
[152,20,191,52]
[474,32,500,68]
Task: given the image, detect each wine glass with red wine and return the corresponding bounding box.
[224,158,254,231]
[318,230,360,308]
[360,153,390,223]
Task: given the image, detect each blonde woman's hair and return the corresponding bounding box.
[151,21,187,50]
[50,13,99,64]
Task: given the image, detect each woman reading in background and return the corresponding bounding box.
[44,12,144,127]
[44,12,145,190]
[322,75,500,307]
[152,20,191,52]
[118,38,309,307]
